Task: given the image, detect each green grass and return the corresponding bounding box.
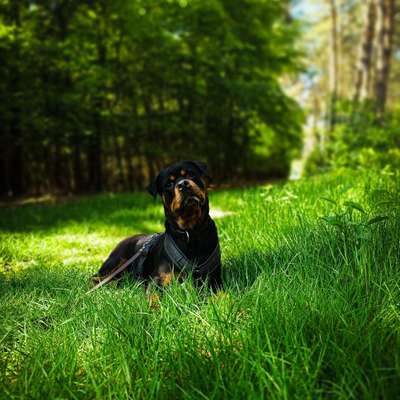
[1,169,399,399]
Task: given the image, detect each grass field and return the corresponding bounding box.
[1,170,399,399]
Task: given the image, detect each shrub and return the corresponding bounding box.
[305,102,400,174]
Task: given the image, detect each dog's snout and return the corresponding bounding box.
[176,179,190,191]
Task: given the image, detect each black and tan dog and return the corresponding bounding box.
[93,160,222,291]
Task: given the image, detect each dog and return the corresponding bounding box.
[93,160,222,292]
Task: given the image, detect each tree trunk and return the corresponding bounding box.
[7,1,24,196]
[354,0,377,102]
[113,133,126,190]
[52,142,64,191]
[87,6,107,192]
[0,146,7,196]
[87,133,102,192]
[374,0,396,115]
[53,1,72,193]
[328,0,339,131]
[124,143,135,191]
[73,136,84,192]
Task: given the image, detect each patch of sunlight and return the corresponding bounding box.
[4,259,40,273]
[62,254,104,267]
[44,233,115,266]
[108,209,142,218]
[210,208,235,219]
[289,114,318,180]
[60,251,104,267]
[52,233,114,246]
[3,194,58,206]
[128,221,164,233]
[60,219,164,236]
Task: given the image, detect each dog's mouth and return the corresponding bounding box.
[183,195,201,207]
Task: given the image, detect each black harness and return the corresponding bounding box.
[134,231,221,276]
[87,230,220,294]
[163,233,220,274]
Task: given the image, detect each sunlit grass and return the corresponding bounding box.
[1,169,399,399]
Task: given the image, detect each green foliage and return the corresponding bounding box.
[306,102,400,175]
[1,169,400,398]
[0,0,303,195]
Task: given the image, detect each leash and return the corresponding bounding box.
[86,234,161,294]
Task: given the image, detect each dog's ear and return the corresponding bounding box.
[147,174,161,199]
[190,160,208,176]
[190,160,212,184]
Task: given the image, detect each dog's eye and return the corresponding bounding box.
[166,181,174,189]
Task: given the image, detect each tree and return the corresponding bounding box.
[328,0,339,131]
[374,0,397,115]
[353,0,377,102]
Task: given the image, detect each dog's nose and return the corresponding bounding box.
[176,179,190,191]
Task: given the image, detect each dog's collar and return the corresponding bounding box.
[165,215,212,242]
[170,226,190,242]
[163,233,220,275]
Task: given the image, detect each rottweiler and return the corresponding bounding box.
[93,160,222,292]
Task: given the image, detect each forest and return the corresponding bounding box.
[0,0,302,196]
[1,0,399,196]
[295,0,399,177]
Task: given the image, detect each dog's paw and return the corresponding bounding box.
[90,276,102,285]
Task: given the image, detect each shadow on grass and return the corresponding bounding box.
[223,250,268,289]
[223,246,300,291]
[0,192,164,233]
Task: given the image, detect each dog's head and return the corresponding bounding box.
[147,160,210,230]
